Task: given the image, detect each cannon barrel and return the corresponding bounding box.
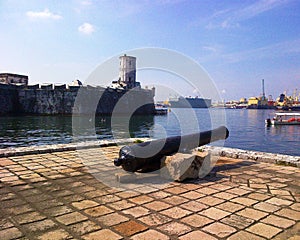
[114,126,229,172]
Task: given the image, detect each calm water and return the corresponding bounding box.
[0,109,299,156]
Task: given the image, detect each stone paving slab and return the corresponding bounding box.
[0,146,299,239]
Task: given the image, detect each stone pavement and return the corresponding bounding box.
[0,146,299,239]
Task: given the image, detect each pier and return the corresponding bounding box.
[0,142,299,239]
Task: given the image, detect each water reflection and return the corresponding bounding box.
[0,115,156,148]
[0,116,72,147]
[267,125,300,142]
[110,115,154,139]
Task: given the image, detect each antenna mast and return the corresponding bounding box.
[262,79,266,100]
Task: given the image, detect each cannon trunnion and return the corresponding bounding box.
[114,126,229,172]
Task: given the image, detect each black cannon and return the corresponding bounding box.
[114,126,229,172]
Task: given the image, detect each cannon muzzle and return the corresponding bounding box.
[114,126,229,172]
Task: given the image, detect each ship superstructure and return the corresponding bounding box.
[168,96,211,108]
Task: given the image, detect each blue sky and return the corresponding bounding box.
[0,0,299,101]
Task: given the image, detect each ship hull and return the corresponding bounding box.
[247,104,275,109]
[169,98,211,108]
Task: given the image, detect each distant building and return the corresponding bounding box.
[118,54,140,89]
[0,73,28,85]
[239,98,247,104]
[247,96,269,109]
[248,97,260,106]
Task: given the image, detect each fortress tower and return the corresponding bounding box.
[119,54,139,89]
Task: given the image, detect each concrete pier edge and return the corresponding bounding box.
[0,138,148,158]
[0,139,299,168]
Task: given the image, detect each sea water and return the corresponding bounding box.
[0,109,299,156]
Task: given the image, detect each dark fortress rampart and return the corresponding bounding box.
[0,83,155,115]
[0,55,156,116]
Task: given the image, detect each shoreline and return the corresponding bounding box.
[200,145,300,168]
[0,139,299,168]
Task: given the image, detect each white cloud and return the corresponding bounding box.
[222,38,300,63]
[220,20,240,29]
[80,0,92,6]
[236,0,289,21]
[205,0,291,29]
[199,38,300,65]
[202,46,217,53]
[78,23,95,35]
[26,9,62,20]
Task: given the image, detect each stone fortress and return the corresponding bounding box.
[0,55,155,115]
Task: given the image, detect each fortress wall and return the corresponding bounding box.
[0,84,19,114]
[18,88,68,114]
[98,88,155,115]
[64,89,79,114]
[36,89,65,114]
[71,87,155,115]
[18,86,80,114]
[73,87,105,115]
[98,89,125,114]
[0,84,155,115]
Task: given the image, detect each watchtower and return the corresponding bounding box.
[119,54,137,89]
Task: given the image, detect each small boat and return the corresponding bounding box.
[291,104,300,111]
[266,112,300,126]
[154,104,168,115]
